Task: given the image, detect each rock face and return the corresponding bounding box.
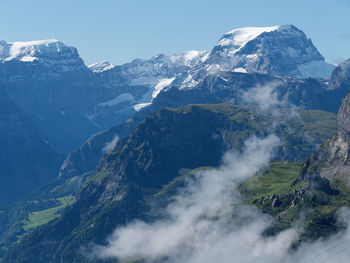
[299,88,350,189]
[329,59,350,90]
[316,59,350,112]
[0,89,63,205]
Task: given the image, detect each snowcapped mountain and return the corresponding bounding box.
[0,39,85,72]
[168,50,208,67]
[0,39,123,152]
[177,25,335,89]
[0,26,341,153]
[89,61,116,73]
[210,25,334,77]
[92,50,207,84]
[90,50,207,111]
[0,38,207,152]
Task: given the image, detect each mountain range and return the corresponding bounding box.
[0,25,338,154]
[1,24,350,262]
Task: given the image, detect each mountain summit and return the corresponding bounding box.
[180,25,334,88]
[0,39,85,71]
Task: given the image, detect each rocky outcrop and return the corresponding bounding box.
[299,71,350,189]
[329,59,350,90]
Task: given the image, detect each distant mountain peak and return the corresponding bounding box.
[168,50,208,67]
[183,24,335,81]
[218,25,282,54]
[1,39,66,61]
[0,39,85,71]
[88,61,116,73]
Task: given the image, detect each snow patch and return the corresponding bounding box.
[133,102,151,111]
[180,74,199,89]
[89,61,116,73]
[2,39,63,62]
[152,77,175,98]
[218,26,280,54]
[169,50,207,67]
[0,39,85,71]
[233,67,247,73]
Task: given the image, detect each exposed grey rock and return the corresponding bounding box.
[329,59,350,90]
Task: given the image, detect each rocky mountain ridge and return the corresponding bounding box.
[0,25,342,153]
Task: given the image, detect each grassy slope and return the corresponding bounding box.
[0,195,76,259]
[22,195,75,231]
[239,161,350,243]
[239,162,303,201]
[158,160,350,245]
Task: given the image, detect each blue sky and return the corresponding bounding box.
[0,0,349,65]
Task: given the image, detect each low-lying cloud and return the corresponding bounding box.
[102,134,119,154]
[90,133,350,262]
[240,81,284,111]
[91,135,301,262]
[88,82,350,263]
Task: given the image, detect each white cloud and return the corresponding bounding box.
[90,135,298,263]
[102,134,119,154]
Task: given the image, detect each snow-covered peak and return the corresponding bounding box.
[1,39,65,62]
[200,24,334,79]
[0,39,86,71]
[217,26,280,54]
[89,61,116,73]
[169,50,208,67]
